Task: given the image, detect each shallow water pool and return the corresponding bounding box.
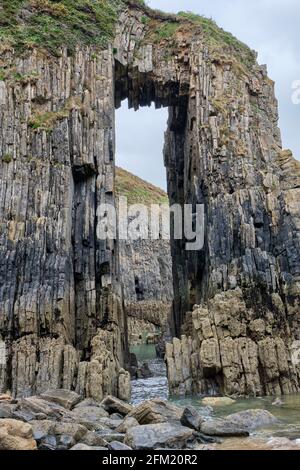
[130,344,300,445]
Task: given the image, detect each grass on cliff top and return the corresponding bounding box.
[0,0,123,55]
[176,11,256,68]
[0,1,256,70]
[129,2,256,70]
[115,167,169,206]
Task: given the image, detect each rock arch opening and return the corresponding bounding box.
[114,60,184,353]
[113,58,194,391]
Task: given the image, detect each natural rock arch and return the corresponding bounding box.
[115,4,300,396]
[0,1,299,398]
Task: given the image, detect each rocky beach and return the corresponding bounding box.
[2,387,300,451]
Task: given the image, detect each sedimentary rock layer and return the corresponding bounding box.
[0,0,299,397]
[114,3,300,395]
[115,167,173,345]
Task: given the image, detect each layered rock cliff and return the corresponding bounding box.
[116,167,173,345]
[0,0,130,399]
[0,0,299,398]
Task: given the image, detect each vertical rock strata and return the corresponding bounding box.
[119,238,173,345]
[116,168,173,345]
[0,1,299,397]
[0,46,129,399]
[114,3,300,396]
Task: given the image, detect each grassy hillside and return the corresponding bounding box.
[115,167,169,206]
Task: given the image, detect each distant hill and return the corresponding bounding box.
[115,167,169,206]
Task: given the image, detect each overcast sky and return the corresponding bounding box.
[116,0,300,190]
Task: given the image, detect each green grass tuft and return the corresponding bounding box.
[0,0,124,55]
[28,96,82,131]
[141,15,149,25]
[152,22,178,42]
[2,154,13,164]
[129,0,147,6]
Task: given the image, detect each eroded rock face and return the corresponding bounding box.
[119,240,173,346]
[127,399,183,424]
[166,288,300,396]
[0,1,299,399]
[0,36,128,398]
[116,168,174,346]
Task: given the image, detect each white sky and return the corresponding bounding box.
[116,0,300,189]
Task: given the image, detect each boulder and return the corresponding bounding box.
[53,422,88,441]
[128,366,138,379]
[68,406,109,430]
[180,406,204,431]
[57,434,76,450]
[15,396,70,421]
[125,422,195,450]
[202,397,235,407]
[222,409,278,431]
[108,441,132,450]
[70,444,107,450]
[110,413,123,421]
[40,389,81,410]
[0,419,37,450]
[200,419,249,437]
[99,417,122,430]
[128,399,183,425]
[70,443,95,450]
[39,435,57,450]
[116,417,139,433]
[201,409,277,436]
[74,398,100,409]
[0,403,16,419]
[80,431,108,447]
[101,395,133,416]
[137,363,153,379]
[31,421,54,443]
[30,419,87,449]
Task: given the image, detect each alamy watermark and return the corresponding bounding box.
[97,197,205,251]
[291,80,300,104]
[291,341,300,366]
